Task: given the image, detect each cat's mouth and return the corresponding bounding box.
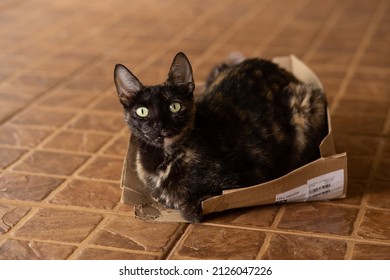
[151,134,176,147]
[144,129,185,147]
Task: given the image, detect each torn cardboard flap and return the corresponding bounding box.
[120,54,348,222]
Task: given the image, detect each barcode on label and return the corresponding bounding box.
[310,188,331,198]
[307,169,344,201]
[309,183,331,196]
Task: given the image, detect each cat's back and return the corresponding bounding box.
[196,58,300,132]
[203,58,299,107]
[193,57,327,183]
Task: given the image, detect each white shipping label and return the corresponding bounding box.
[275,169,345,203]
[275,184,308,203]
[307,169,344,201]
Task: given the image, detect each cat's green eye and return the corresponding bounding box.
[169,102,181,113]
[135,107,149,118]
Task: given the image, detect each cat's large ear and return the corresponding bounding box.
[114,64,143,106]
[167,52,194,91]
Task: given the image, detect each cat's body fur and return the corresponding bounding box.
[114,52,327,222]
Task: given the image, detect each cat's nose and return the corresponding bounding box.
[152,122,162,131]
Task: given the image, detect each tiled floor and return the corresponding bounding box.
[0,0,389,260]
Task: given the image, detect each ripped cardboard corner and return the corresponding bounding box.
[119,55,348,222]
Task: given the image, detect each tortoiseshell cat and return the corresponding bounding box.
[114,52,327,222]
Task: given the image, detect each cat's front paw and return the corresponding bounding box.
[180,202,203,223]
[150,192,176,209]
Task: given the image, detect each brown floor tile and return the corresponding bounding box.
[14,73,61,92]
[0,104,22,123]
[101,135,129,157]
[0,204,31,234]
[67,113,124,133]
[65,74,112,92]
[39,91,95,109]
[92,95,123,113]
[12,151,89,176]
[78,156,123,181]
[336,98,389,117]
[1,81,45,98]
[0,173,64,201]
[373,158,390,182]
[89,216,182,253]
[0,239,75,260]
[352,243,390,260]
[384,141,390,156]
[43,131,110,153]
[0,147,27,169]
[335,180,365,206]
[50,179,121,209]
[332,114,386,135]
[171,225,266,260]
[367,181,390,209]
[205,205,280,228]
[278,203,359,235]
[14,208,103,243]
[262,233,347,260]
[308,52,353,68]
[348,156,374,180]
[0,125,52,148]
[359,52,390,69]
[343,83,390,103]
[333,134,379,156]
[10,108,75,128]
[357,209,390,241]
[74,248,157,260]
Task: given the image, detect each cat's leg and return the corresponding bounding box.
[180,200,204,223]
[180,191,223,223]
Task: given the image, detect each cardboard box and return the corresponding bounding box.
[120,55,348,222]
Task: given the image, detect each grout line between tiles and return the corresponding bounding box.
[65,214,112,260]
[0,198,134,218]
[200,221,390,246]
[343,242,356,260]
[253,205,286,259]
[7,236,161,258]
[0,170,120,185]
[164,224,194,260]
[255,232,273,260]
[158,223,189,260]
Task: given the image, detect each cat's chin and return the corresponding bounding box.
[148,137,165,148]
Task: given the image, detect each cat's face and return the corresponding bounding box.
[114,52,195,147]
